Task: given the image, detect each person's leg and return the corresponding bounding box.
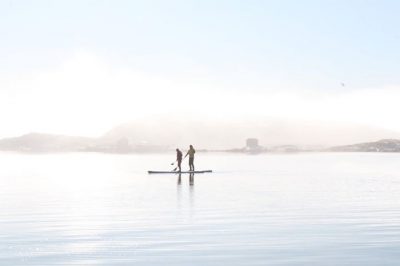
[189,157,194,171]
[178,160,182,172]
[192,157,195,171]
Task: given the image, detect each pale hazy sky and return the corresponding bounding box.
[1,0,400,138]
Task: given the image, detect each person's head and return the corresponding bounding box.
[189,145,193,149]
[176,148,180,152]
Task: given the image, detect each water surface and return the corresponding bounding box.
[1,152,400,265]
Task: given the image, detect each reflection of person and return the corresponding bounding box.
[176,148,183,172]
[184,145,196,171]
[177,173,182,185]
[189,173,194,186]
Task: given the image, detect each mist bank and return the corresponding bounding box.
[102,118,400,149]
[1,117,400,153]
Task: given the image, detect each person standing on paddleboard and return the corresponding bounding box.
[176,148,183,172]
[184,145,196,171]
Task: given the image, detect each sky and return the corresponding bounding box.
[1,0,400,139]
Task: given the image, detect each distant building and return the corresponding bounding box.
[246,138,259,149]
[245,138,263,153]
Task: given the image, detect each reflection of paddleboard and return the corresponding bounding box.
[148,170,212,174]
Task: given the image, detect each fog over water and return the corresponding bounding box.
[1,51,400,144]
[103,117,400,149]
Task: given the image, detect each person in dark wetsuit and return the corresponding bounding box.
[176,148,183,172]
[184,145,195,171]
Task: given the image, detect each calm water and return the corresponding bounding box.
[1,152,400,265]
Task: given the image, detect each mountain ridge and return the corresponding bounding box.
[1,120,400,152]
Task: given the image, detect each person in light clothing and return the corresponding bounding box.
[184,145,196,171]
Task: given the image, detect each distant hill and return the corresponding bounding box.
[0,133,96,152]
[1,118,400,153]
[101,118,400,149]
[0,132,168,153]
[330,139,400,152]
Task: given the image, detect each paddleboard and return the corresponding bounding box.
[148,170,212,174]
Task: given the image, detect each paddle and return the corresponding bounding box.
[171,160,178,171]
[172,156,186,172]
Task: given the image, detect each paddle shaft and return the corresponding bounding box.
[172,156,186,171]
